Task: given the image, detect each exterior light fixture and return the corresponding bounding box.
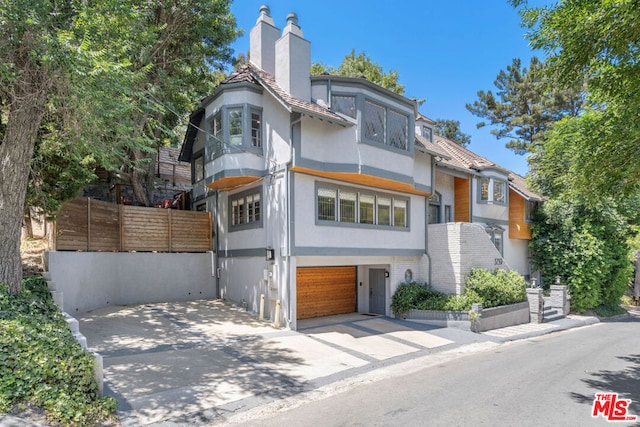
[265,248,275,261]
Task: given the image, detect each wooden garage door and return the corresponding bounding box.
[296,266,356,319]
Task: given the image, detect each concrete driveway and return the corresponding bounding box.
[78,300,494,425]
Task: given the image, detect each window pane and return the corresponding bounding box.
[339,191,356,223]
[332,95,356,118]
[494,180,506,203]
[525,201,536,222]
[388,109,408,150]
[251,111,261,147]
[213,113,223,153]
[253,193,260,222]
[194,155,204,182]
[394,199,407,227]
[494,232,503,254]
[231,199,239,226]
[229,108,243,146]
[247,194,254,222]
[480,178,489,201]
[428,204,439,224]
[377,197,391,226]
[359,194,374,224]
[364,100,385,144]
[444,205,452,222]
[237,198,245,224]
[422,125,433,142]
[318,187,336,221]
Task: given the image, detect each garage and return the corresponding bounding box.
[296,266,356,319]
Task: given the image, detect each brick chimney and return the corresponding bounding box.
[275,12,311,101]
[249,5,279,75]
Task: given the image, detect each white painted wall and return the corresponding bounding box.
[504,237,530,278]
[300,119,416,179]
[47,252,216,314]
[435,171,455,219]
[218,256,271,316]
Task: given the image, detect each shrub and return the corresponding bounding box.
[0,276,116,426]
[391,282,433,315]
[464,268,527,308]
[391,282,484,314]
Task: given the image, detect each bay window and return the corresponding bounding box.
[208,104,263,158]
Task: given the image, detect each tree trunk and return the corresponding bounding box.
[23,206,34,239]
[129,147,158,207]
[0,69,51,294]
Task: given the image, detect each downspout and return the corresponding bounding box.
[286,114,303,328]
[469,173,473,222]
[215,190,220,298]
[425,157,436,285]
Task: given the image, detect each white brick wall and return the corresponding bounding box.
[428,223,510,295]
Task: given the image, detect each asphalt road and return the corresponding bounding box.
[235,316,640,427]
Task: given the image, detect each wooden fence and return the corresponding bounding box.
[55,198,212,252]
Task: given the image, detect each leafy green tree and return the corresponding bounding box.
[0,0,84,294]
[433,119,471,147]
[0,0,238,293]
[529,198,633,312]
[312,49,405,95]
[466,56,584,155]
[512,0,640,197]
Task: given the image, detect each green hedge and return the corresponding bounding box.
[0,276,116,426]
[391,269,527,315]
[464,268,527,307]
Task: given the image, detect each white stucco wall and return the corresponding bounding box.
[47,252,217,314]
[504,237,530,278]
[300,119,415,180]
[218,256,271,316]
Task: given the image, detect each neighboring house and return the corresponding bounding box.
[24,147,192,239]
[81,146,192,208]
[179,6,542,329]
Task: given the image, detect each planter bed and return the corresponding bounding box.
[399,300,530,333]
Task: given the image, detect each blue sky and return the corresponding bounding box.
[229,1,542,176]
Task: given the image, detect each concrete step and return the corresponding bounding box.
[50,290,63,309]
[543,312,565,322]
[543,306,565,322]
[66,316,79,333]
[73,332,87,349]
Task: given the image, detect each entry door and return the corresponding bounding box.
[369,269,386,314]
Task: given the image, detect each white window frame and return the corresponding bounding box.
[229,187,262,231]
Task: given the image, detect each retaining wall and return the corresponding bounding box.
[46,251,216,314]
[399,300,530,332]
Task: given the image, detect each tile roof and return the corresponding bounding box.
[244,64,352,126]
[414,134,451,159]
[433,134,542,200]
[434,134,506,172]
[220,67,261,85]
[508,172,543,201]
